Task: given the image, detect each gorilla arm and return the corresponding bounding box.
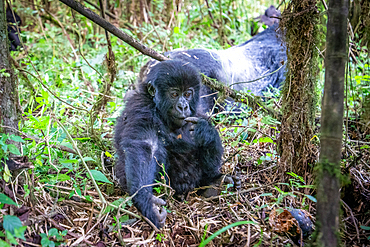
[185,117,223,182]
[120,137,167,228]
[185,117,241,194]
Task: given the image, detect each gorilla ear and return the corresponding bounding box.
[147,81,156,97]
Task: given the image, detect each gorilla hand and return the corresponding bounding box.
[151,195,167,228]
[223,174,242,190]
[185,116,199,132]
[202,174,241,198]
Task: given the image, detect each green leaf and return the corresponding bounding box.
[7,144,21,155]
[0,193,17,206]
[10,135,25,143]
[60,142,74,150]
[360,145,370,149]
[253,137,274,143]
[305,195,317,202]
[13,226,27,240]
[56,174,71,182]
[174,26,180,34]
[89,170,113,184]
[3,215,22,234]
[82,157,95,162]
[0,239,11,247]
[5,231,17,245]
[259,193,273,197]
[48,228,59,237]
[360,225,370,230]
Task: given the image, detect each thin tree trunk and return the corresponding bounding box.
[0,0,20,142]
[278,0,319,179]
[315,0,348,245]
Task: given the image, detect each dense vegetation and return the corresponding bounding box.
[0,0,369,246]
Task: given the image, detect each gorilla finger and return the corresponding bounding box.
[233,175,242,190]
[223,175,235,185]
[155,207,167,227]
[151,196,166,206]
[185,117,199,124]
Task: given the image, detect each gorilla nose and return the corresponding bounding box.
[176,102,189,113]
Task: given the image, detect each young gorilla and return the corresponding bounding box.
[115,60,227,228]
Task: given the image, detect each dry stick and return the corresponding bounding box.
[91,0,116,116]
[84,0,117,19]
[143,0,165,47]
[9,57,36,96]
[46,10,78,60]
[59,0,169,61]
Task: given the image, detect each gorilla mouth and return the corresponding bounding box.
[173,117,186,127]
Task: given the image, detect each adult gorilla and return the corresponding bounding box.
[115,60,230,228]
[6,7,22,51]
[140,24,286,112]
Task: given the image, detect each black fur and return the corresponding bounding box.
[6,8,22,51]
[141,24,286,113]
[115,60,223,228]
[252,5,281,35]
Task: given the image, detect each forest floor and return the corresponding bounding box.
[5,115,370,247]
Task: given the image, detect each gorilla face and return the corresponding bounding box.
[167,87,194,128]
[146,61,200,130]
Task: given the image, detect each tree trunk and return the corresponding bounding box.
[314,0,348,245]
[0,1,20,141]
[278,0,319,179]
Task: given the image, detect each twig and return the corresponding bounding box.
[84,0,117,19]
[229,64,285,87]
[341,200,360,243]
[91,0,117,117]
[46,10,78,60]
[18,69,89,113]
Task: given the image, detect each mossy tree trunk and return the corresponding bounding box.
[0,0,20,141]
[278,0,319,178]
[314,0,348,245]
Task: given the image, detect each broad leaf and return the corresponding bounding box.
[89,170,113,184]
[0,193,17,206]
[7,144,21,155]
[3,215,22,234]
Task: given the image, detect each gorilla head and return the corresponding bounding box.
[144,61,201,129]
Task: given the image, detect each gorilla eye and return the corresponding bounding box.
[171,92,179,98]
[184,91,192,98]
